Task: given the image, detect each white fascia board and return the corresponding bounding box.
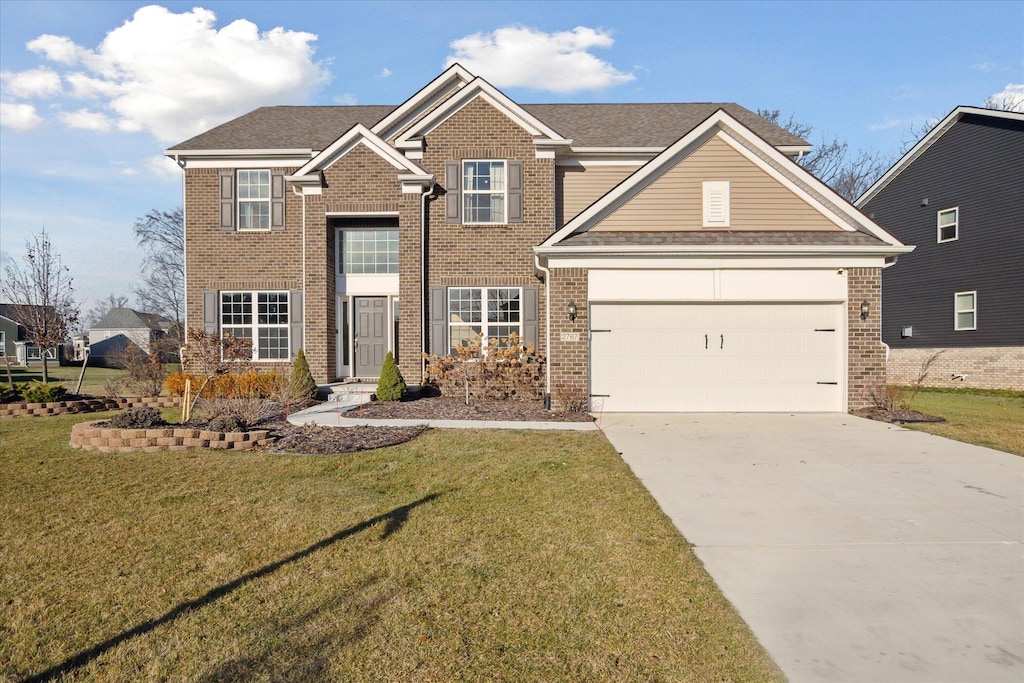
[291,124,428,179]
[542,254,894,270]
[570,146,666,155]
[393,78,568,149]
[399,172,436,193]
[370,64,475,139]
[165,148,312,159]
[534,243,915,258]
[856,106,1024,207]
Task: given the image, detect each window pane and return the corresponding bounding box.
[938,210,956,226]
[342,229,398,274]
[957,312,975,329]
[487,288,520,323]
[450,325,482,354]
[259,328,289,360]
[449,288,482,323]
[955,293,974,312]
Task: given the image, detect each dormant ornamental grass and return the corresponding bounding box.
[1,414,782,682]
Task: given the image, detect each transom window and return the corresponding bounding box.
[221,291,289,360]
[238,170,271,231]
[937,207,958,243]
[463,160,506,224]
[954,291,976,331]
[342,229,398,274]
[448,287,521,354]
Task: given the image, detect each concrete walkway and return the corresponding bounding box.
[600,413,1024,683]
[287,395,599,431]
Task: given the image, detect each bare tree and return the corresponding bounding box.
[758,109,893,202]
[984,87,1024,113]
[83,292,133,329]
[2,229,79,383]
[132,208,184,329]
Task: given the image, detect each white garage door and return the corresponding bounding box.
[590,303,843,412]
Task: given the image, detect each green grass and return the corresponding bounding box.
[904,389,1024,456]
[2,363,181,397]
[0,415,782,682]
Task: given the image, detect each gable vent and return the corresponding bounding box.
[703,180,730,227]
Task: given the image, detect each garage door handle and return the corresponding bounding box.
[705,334,708,349]
[720,334,724,349]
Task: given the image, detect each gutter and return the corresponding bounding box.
[533,244,916,258]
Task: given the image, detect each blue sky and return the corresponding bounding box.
[1,0,1021,308]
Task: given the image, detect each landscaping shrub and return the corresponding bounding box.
[110,347,167,397]
[0,383,22,404]
[208,415,249,432]
[289,349,317,406]
[109,406,165,429]
[423,333,543,404]
[375,351,407,401]
[21,381,67,403]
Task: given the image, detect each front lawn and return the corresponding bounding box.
[0,414,782,682]
[906,389,1024,456]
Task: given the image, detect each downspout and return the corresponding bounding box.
[421,183,440,383]
[292,185,306,362]
[534,253,552,409]
[175,154,187,362]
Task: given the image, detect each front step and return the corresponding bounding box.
[318,380,421,405]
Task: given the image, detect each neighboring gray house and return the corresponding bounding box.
[0,303,67,366]
[0,311,18,361]
[856,106,1023,390]
[88,308,176,365]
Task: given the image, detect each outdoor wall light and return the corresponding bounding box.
[860,300,870,320]
[567,300,578,322]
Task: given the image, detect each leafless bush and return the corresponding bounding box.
[868,350,946,411]
[193,397,281,427]
[109,346,167,397]
[554,382,589,413]
[423,333,544,405]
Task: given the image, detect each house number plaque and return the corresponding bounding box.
[560,332,580,342]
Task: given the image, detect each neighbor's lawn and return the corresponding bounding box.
[905,389,1024,456]
[3,363,180,397]
[0,415,782,682]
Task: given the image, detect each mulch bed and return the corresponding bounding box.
[853,408,946,424]
[266,424,426,455]
[354,395,594,423]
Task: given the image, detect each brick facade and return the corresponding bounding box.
[548,267,589,410]
[887,346,1023,390]
[847,267,885,409]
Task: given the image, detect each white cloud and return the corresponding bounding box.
[446,25,634,94]
[0,102,43,131]
[1,67,63,98]
[146,155,182,179]
[334,93,358,105]
[986,83,1024,113]
[973,62,994,73]
[377,67,392,78]
[26,5,330,143]
[868,117,907,132]
[60,108,112,132]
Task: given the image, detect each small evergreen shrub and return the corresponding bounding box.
[208,415,249,432]
[22,381,68,404]
[110,407,165,429]
[375,352,407,401]
[289,349,317,406]
[0,383,21,404]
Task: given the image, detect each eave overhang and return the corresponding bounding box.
[534,243,915,259]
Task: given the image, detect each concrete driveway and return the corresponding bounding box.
[600,413,1023,683]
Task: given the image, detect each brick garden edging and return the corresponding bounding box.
[0,396,177,419]
[71,420,270,453]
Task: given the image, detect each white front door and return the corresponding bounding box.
[590,303,843,412]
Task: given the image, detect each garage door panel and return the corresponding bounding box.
[590,303,843,412]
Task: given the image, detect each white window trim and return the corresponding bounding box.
[937,207,959,243]
[462,159,507,225]
[703,180,730,228]
[954,290,976,331]
[448,286,523,354]
[237,169,272,232]
[220,290,290,361]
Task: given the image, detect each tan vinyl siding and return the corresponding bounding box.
[556,165,638,227]
[592,134,842,232]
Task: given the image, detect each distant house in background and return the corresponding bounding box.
[70,333,89,363]
[0,303,68,366]
[856,106,1023,390]
[87,308,176,365]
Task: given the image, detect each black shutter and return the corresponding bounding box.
[270,171,286,231]
[203,290,219,334]
[219,171,234,231]
[289,290,303,359]
[523,287,538,349]
[429,286,447,355]
[445,162,461,224]
[508,161,523,223]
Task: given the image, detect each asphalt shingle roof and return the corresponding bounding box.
[93,308,173,331]
[167,103,807,152]
[557,231,889,247]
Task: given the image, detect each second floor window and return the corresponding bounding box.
[937,207,958,243]
[341,229,399,274]
[463,160,506,224]
[238,170,271,230]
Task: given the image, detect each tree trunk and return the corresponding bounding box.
[41,353,50,384]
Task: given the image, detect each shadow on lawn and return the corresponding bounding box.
[23,493,442,683]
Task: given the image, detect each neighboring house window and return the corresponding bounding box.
[703,181,730,227]
[27,346,57,360]
[937,207,958,243]
[0,330,5,355]
[954,291,976,331]
[463,160,506,224]
[221,291,290,360]
[341,229,399,274]
[238,170,271,230]
[448,287,521,354]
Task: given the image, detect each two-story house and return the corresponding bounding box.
[857,106,1023,390]
[167,65,910,412]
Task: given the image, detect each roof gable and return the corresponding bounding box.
[856,106,1024,207]
[287,124,431,190]
[93,308,172,331]
[542,109,905,249]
